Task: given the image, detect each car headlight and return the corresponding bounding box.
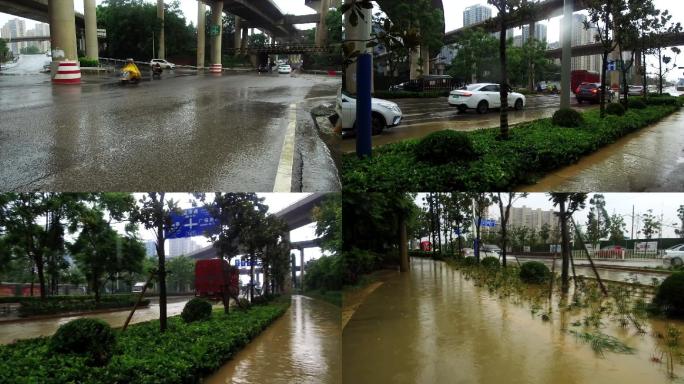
[390,105,401,114]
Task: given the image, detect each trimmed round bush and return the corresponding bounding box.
[519,261,551,284]
[652,272,684,317]
[606,102,626,116]
[181,298,212,323]
[481,256,500,269]
[551,108,584,128]
[237,298,252,311]
[414,130,476,165]
[49,318,116,366]
[627,99,647,109]
[462,257,478,266]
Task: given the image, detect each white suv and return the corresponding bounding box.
[149,59,176,69]
[336,89,402,135]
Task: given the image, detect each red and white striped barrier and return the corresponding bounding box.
[52,60,81,85]
[209,63,222,73]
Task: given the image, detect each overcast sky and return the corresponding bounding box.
[417,193,684,239]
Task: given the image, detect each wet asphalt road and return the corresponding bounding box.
[0,66,339,191]
[340,94,592,153]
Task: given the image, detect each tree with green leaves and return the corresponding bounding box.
[586,194,611,250]
[0,38,12,65]
[608,214,627,243]
[488,0,532,139]
[131,193,181,332]
[469,193,491,262]
[166,255,195,293]
[640,209,661,239]
[259,215,290,295]
[539,223,551,245]
[676,205,684,239]
[313,194,342,256]
[644,10,683,95]
[549,193,588,292]
[491,192,526,267]
[449,28,499,84]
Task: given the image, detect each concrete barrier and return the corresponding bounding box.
[52,60,81,84]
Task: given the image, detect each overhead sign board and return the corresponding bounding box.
[166,207,219,239]
[478,219,497,227]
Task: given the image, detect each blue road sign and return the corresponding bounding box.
[234,259,261,268]
[166,207,219,239]
[479,219,497,227]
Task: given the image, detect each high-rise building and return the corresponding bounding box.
[1,19,27,55]
[463,4,492,27]
[168,237,204,258]
[564,14,601,73]
[29,23,50,53]
[507,206,560,233]
[522,23,548,44]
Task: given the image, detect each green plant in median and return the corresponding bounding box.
[415,130,477,165]
[519,261,551,284]
[481,256,500,269]
[552,108,584,127]
[569,330,636,357]
[50,318,116,366]
[181,298,213,323]
[605,103,626,116]
[78,57,99,67]
[651,272,684,317]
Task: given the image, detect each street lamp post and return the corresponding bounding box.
[560,0,573,109]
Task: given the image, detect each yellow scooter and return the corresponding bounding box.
[120,58,142,85]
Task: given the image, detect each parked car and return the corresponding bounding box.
[663,243,684,267]
[571,70,600,94]
[627,85,644,96]
[336,89,403,135]
[404,74,454,92]
[594,245,625,258]
[149,59,175,69]
[389,82,408,92]
[277,64,292,74]
[448,83,526,114]
[575,82,615,104]
[131,282,147,293]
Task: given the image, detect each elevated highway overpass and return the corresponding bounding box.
[0,0,84,27]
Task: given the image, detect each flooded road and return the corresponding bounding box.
[204,295,340,384]
[343,258,683,384]
[519,110,684,192]
[0,297,189,345]
[0,67,338,191]
[340,94,592,152]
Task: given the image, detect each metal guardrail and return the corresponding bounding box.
[517,250,664,260]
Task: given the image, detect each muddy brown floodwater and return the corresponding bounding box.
[204,295,341,384]
[343,257,684,384]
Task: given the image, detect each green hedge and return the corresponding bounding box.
[78,57,99,67]
[0,301,289,383]
[342,101,682,191]
[17,295,150,317]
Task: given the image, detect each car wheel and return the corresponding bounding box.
[371,113,386,135]
[672,257,683,267]
[476,100,489,114]
[457,105,467,113]
[514,98,523,110]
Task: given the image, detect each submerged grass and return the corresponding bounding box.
[569,330,636,357]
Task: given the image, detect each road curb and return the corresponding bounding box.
[273,103,297,192]
[0,303,151,325]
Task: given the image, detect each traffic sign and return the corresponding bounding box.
[478,219,497,227]
[209,25,221,37]
[166,207,220,239]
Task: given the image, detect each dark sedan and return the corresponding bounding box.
[576,82,614,104]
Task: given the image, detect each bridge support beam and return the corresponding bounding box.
[559,0,572,108]
[209,0,224,73]
[157,0,165,59]
[421,45,430,76]
[299,248,305,292]
[48,0,80,84]
[315,0,331,46]
[343,0,372,94]
[241,27,248,51]
[409,47,421,80]
[84,0,98,60]
[197,1,205,68]
[234,16,243,54]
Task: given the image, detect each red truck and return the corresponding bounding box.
[194,259,239,300]
[571,70,600,94]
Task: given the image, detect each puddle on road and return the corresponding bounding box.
[204,295,341,384]
[343,258,684,384]
[0,298,189,345]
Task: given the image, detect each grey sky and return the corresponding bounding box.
[417,193,684,238]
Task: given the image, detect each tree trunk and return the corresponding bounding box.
[250,252,255,302]
[600,50,608,118]
[436,195,442,255]
[501,226,508,268]
[499,18,509,139]
[559,200,570,293]
[658,49,663,95]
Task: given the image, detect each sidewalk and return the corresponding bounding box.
[519,110,684,191]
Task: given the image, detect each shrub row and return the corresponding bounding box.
[0,301,289,383]
[342,100,682,191]
[18,296,150,317]
[78,57,99,68]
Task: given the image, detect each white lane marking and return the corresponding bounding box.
[273,103,298,192]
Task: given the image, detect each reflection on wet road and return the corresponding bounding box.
[519,110,684,192]
[343,257,683,384]
[0,298,189,345]
[205,295,340,384]
[340,94,592,152]
[0,68,338,191]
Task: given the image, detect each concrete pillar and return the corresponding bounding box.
[48,0,80,84]
[241,27,248,50]
[84,0,98,60]
[608,46,621,92]
[559,0,573,108]
[157,0,165,59]
[634,51,643,86]
[400,217,409,272]
[209,0,223,73]
[315,0,330,46]
[409,47,421,80]
[343,0,372,94]
[299,248,305,291]
[196,1,205,67]
[234,16,242,53]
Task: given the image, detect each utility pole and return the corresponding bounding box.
[560,0,573,108]
[631,205,635,240]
